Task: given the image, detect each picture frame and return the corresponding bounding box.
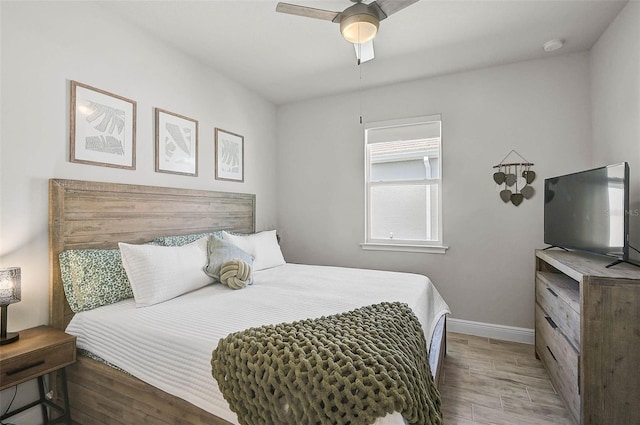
[155,108,198,176]
[215,128,244,182]
[70,81,136,169]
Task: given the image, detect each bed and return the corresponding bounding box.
[48,178,450,425]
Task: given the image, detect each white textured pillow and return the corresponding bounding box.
[119,237,212,307]
[222,230,285,271]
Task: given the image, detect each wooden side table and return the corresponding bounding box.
[0,325,76,424]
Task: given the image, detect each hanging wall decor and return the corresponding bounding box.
[492,150,535,206]
[70,81,136,170]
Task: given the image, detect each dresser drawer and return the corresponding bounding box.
[536,271,580,350]
[535,303,579,423]
[1,338,76,389]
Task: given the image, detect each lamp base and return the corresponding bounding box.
[0,332,19,345]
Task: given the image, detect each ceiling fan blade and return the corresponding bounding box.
[372,0,419,19]
[276,3,340,21]
[354,40,375,65]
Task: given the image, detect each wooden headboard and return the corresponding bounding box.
[49,179,256,330]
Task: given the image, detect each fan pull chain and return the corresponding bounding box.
[359,46,363,125]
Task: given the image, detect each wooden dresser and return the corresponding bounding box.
[535,249,640,425]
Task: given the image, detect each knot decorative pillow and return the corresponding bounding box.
[220,260,252,290]
[205,236,253,285]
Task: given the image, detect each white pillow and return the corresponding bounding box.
[119,237,212,307]
[222,230,285,271]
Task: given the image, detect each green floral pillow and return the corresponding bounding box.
[154,231,223,247]
[59,249,133,313]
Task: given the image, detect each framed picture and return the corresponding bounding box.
[215,128,244,182]
[155,108,198,176]
[70,81,136,169]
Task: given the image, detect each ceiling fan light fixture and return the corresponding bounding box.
[340,13,379,43]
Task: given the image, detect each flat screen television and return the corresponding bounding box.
[544,162,630,266]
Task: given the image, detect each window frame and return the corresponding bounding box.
[361,114,448,254]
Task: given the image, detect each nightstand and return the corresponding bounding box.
[0,325,76,424]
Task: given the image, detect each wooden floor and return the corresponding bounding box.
[440,332,574,425]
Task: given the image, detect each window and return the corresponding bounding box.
[362,115,446,253]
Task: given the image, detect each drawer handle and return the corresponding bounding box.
[546,346,558,362]
[545,316,558,329]
[6,360,45,376]
[546,287,558,297]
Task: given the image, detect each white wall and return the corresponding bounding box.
[0,2,277,420]
[590,1,640,262]
[277,53,592,330]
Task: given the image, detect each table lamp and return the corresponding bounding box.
[0,267,21,345]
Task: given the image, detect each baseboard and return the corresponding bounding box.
[447,317,534,345]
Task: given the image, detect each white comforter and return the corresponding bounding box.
[66,263,450,425]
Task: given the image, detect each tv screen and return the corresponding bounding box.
[544,162,629,261]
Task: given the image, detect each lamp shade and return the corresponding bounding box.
[0,267,21,305]
[340,13,379,44]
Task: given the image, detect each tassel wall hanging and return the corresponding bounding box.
[493,150,535,206]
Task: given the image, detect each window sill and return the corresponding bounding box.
[360,243,448,254]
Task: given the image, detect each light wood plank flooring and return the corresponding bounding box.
[440,332,574,425]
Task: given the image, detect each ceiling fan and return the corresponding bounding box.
[276,0,419,64]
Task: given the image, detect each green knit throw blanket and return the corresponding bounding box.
[211,302,443,425]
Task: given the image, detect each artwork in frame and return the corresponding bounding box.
[70,81,136,169]
[215,128,244,182]
[155,108,198,176]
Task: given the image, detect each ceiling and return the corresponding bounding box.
[99,0,627,105]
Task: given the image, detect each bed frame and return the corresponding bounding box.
[48,178,445,425]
